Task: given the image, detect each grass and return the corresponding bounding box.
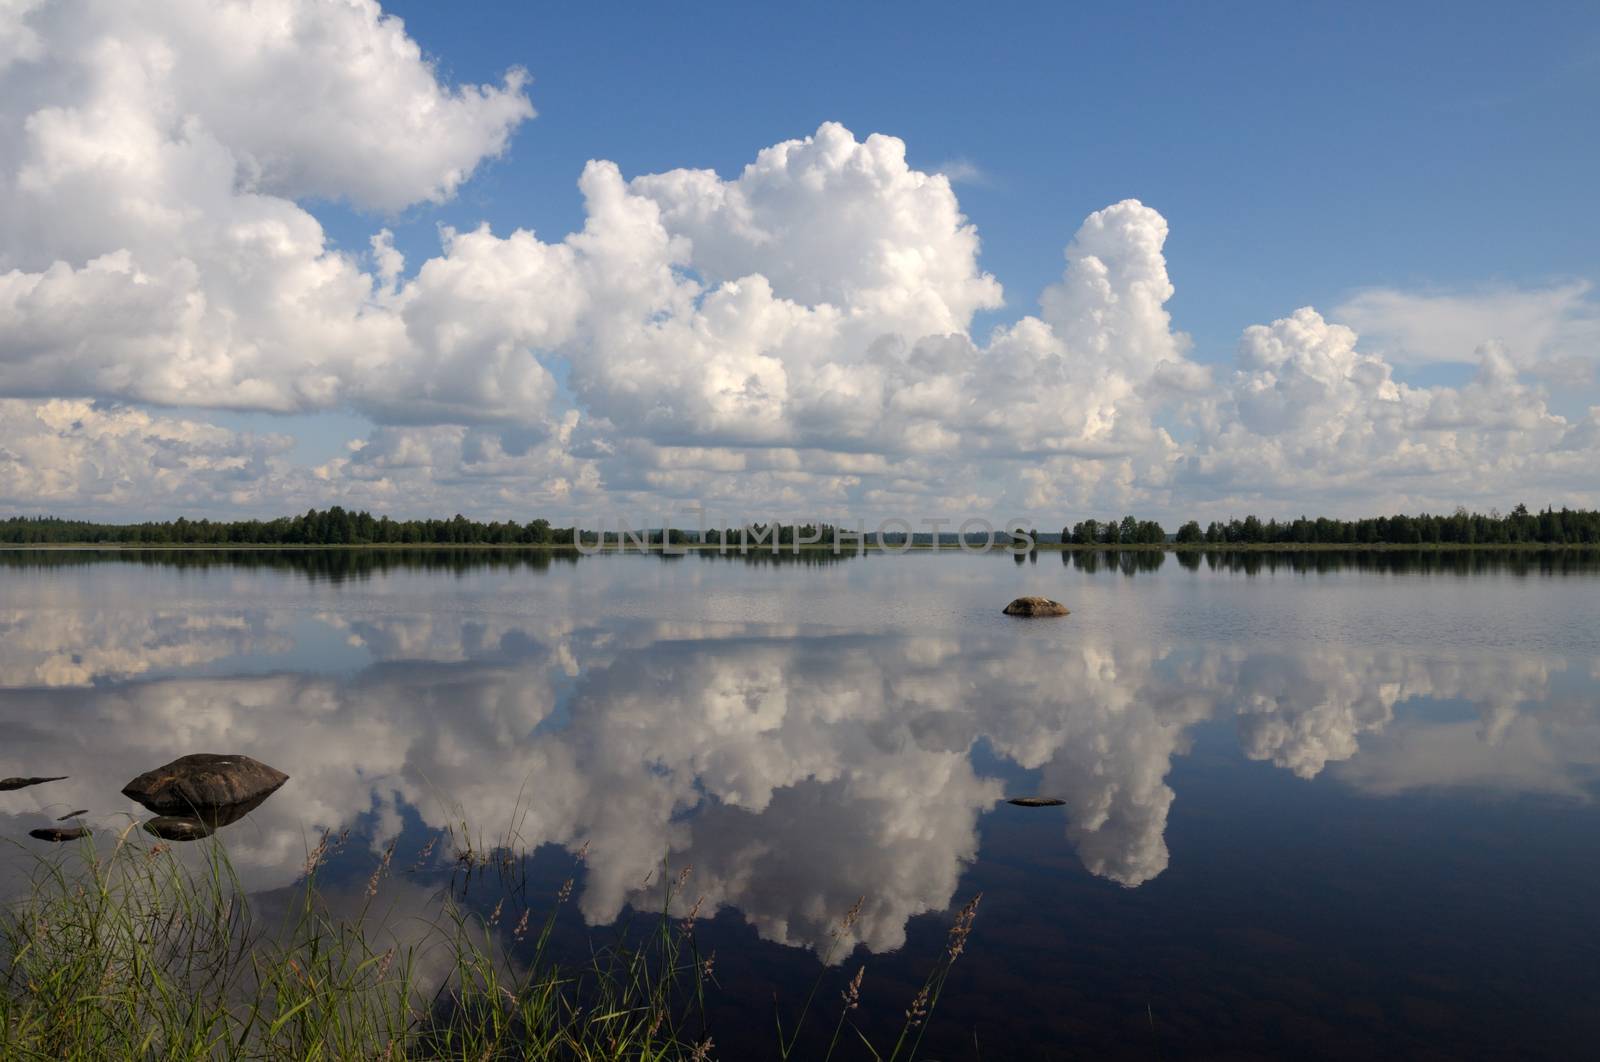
[0,825,980,1060]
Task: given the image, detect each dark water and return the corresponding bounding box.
[2,548,1599,1058]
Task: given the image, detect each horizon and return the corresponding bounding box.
[7,502,1599,553]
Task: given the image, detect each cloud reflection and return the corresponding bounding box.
[0,584,1595,955]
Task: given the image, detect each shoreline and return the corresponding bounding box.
[1,541,1595,553]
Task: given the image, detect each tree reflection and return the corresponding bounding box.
[1,552,1596,959]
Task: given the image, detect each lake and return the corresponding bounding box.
[2,547,1598,1058]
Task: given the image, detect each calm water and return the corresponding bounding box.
[3,548,1599,1058]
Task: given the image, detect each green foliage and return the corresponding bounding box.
[1182,504,1600,546]
[1063,505,1600,547]
[0,830,977,1060]
[1067,516,1164,545]
[14,503,1588,550]
[0,509,577,547]
[0,829,706,1059]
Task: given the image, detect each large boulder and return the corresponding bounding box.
[1002,596,1070,617]
[122,754,288,815]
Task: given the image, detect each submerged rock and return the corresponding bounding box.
[205,791,279,828]
[121,754,288,815]
[1006,797,1066,807]
[138,790,276,842]
[142,816,215,842]
[0,776,66,792]
[1001,597,1070,617]
[29,826,89,842]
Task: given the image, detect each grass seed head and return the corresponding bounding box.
[841,964,865,1010]
[906,984,930,1027]
[947,891,982,959]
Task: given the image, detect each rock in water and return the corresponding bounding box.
[1007,796,1066,807]
[0,776,66,791]
[200,790,279,828]
[143,816,215,842]
[138,789,277,841]
[121,754,288,815]
[30,826,89,842]
[1002,597,1070,617]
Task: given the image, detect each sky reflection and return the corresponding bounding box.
[1,551,1597,959]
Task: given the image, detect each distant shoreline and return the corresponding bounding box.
[2,542,1594,553]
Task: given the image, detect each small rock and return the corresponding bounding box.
[1002,597,1070,617]
[142,816,214,842]
[0,776,67,792]
[122,754,288,815]
[1006,797,1066,807]
[29,826,89,842]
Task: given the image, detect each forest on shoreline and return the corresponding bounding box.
[3,503,1600,547]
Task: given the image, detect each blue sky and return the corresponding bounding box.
[372,0,1600,356]
[287,0,1600,464]
[3,0,1599,521]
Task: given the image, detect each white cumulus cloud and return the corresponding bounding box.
[0,0,1597,520]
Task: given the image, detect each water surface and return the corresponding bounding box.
[2,548,1598,1058]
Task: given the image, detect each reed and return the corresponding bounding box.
[0,826,977,1060]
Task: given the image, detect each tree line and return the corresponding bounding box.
[2,503,1598,547]
[0,508,575,546]
[1166,504,1600,546]
[1061,505,1600,547]
[1063,516,1168,545]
